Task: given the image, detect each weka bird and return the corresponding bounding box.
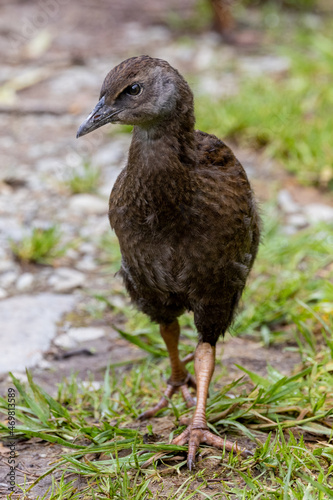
[77,55,260,469]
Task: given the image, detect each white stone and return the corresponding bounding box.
[81,380,102,391]
[239,55,290,75]
[0,271,18,288]
[0,259,15,273]
[194,46,215,71]
[16,272,34,291]
[79,242,96,254]
[92,142,125,167]
[8,371,29,384]
[287,214,308,229]
[277,189,300,214]
[76,256,97,272]
[53,333,77,349]
[304,203,333,224]
[0,287,8,299]
[49,268,85,293]
[36,157,63,174]
[65,248,80,260]
[0,294,76,373]
[197,73,238,98]
[69,194,107,215]
[80,217,110,238]
[67,327,105,342]
[110,295,127,309]
[37,359,52,370]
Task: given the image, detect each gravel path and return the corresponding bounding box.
[1,0,332,383]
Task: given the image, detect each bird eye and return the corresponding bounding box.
[126,83,141,96]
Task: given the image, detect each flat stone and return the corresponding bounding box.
[81,380,102,391]
[0,293,76,374]
[109,295,127,309]
[80,217,110,238]
[0,259,15,273]
[277,189,300,214]
[239,55,290,75]
[79,242,96,255]
[67,327,105,342]
[8,371,28,384]
[65,248,80,260]
[92,141,125,167]
[0,217,26,241]
[69,194,107,215]
[76,256,97,271]
[49,268,85,293]
[304,203,333,223]
[0,270,18,289]
[287,214,308,229]
[37,359,52,370]
[16,272,34,291]
[53,333,77,349]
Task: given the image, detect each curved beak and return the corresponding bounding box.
[76,96,120,138]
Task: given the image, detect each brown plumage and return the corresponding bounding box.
[77,55,260,469]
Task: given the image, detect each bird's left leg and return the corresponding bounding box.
[173,342,249,470]
[138,319,196,419]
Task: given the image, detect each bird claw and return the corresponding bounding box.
[173,425,252,470]
[138,373,196,420]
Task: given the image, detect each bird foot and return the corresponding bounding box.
[138,375,196,420]
[138,354,196,420]
[173,425,252,470]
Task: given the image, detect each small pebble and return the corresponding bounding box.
[0,259,15,273]
[54,334,77,349]
[49,268,85,293]
[304,203,333,223]
[8,371,28,383]
[65,248,80,260]
[37,359,52,370]
[0,271,18,289]
[67,327,105,342]
[277,189,300,214]
[16,272,34,291]
[79,242,96,254]
[69,194,107,215]
[81,380,102,391]
[76,256,97,271]
[287,214,308,229]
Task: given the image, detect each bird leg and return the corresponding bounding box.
[173,342,248,470]
[138,320,196,420]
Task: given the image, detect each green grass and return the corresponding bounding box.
[165,0,213,32]
[10,225,66,265]
[195,21,333,188]
[235,208,333,342]
[2,11,333,495]
[0,339,332,499]
[1,210,333,497]
[64,161,101,194]
[242,0,319,10]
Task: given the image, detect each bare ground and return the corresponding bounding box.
[0,0,329,497]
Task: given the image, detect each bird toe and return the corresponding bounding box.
[173,425,252,469]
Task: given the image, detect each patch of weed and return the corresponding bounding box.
[65,161,100,194]
[10,225,66,265]
[196,22,333,188]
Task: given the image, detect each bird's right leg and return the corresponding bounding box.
[138,319,196,419]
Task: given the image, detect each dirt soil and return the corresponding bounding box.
[0,0,329,498]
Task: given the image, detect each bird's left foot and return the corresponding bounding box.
[138,353,196,420]
[173,425,252,470]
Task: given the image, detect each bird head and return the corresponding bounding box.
[76,55,193,138]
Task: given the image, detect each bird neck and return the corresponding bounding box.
[124,114,196,220]
[128,111,197,174]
